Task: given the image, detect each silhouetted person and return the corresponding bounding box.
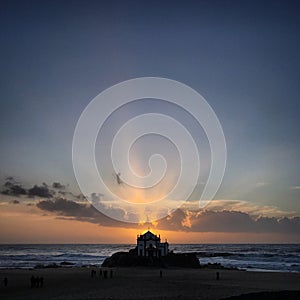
[99,268,102,277]
[110,269,113,278]
[160,270,162,278]
[40,277,44,287]
[3,277,8,287]
[104,270,107,279]
[30,275,35,288]
[216,271,220,280]
[91,269,97,278]
[36,276,40,287]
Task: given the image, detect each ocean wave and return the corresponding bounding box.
[1,244,300,272]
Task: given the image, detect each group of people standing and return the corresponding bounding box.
[2,275,44,288]
[30,275,44,288]
[3,277,8,287]
[91,268,113,279]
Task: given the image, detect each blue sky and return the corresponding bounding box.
[1,0,300,217]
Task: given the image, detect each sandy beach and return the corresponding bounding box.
[0,267,299,300]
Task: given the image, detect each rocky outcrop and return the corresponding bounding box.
[102,249,200,268]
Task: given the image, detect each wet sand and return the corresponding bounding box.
[0,267,300,299]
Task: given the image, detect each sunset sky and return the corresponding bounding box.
[0,0,299,243]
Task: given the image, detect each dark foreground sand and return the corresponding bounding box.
[0,267,299,300]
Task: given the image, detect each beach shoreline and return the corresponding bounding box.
[1,266,300,300]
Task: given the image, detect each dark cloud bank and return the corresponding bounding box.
[1,177,73,198]
[2,177,55,198]
[37,198,300,235]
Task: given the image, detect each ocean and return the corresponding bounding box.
[0,244,299,272]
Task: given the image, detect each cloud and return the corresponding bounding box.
[202,199,297,218]
[169,209,300,234]
[290,186,300,190]
[2,177,27,196]
[156,209,255,232]
[52,182,65,189]
[35,198,300,235]
[90,193,104,203]
[190,210,259,232]
[36,198,137,228]
[1,178,55,198]
[28,183,54,198]
[156,209,187,231]
[255,182,269,187]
